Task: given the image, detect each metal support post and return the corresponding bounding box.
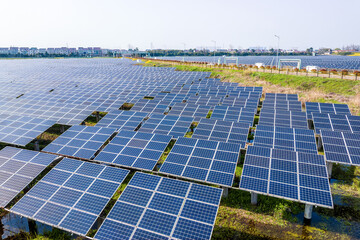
[251,192,258,205]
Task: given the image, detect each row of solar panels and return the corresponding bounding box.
[0,147,223,239]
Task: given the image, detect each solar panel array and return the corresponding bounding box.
[240,146,333,208]
[265,93,299,101]
[192,118,250,148]
[259,109,308,129]
[253,125,318,154]
[320,130,360,166]
[0,114,56,146]
[160,137,241,187]
[305,102,351,120]
[211,106,257,126]
[96,110,148,131]
[0,147,58,207]
[95,130,172,171]
[43,125,115,159]
[94,172,222,240]
[11,158,129,236]
[312,113,360,134]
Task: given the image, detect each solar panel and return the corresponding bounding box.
[159,137,241,187]
[306,102,351,119]
[0,114,56,146]
[0,147,58,208]
[240,145,333,208]
[138,114,194,138]
[253,125,318,154]
[262,99,302,111]
[10,158,129,236]
[95,130,172,171]
[259,109,308,129]
[320,130,360,166]
[221,96,260,109]
[312,113,360,134]
[42,125,115,159]
[211,106,256,126]
[130,99,168,114]
[192,118,250,148]
[94,172,222,240]
[96,110,148,131]
[265,93,298,101]
[168,103,211,121]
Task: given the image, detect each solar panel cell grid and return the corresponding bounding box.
[43,125,115,159]
[138,114,194,138]
[96,110,148,131]
[0,114,56,146]
[94,172,222,240]
[192,118,250,148]
[253,125,317,154]
[159,137,240,187]
[0,147,58,208]
[95,130,172,171]
[11,158,129,236]
[240,146,333,208]
[320,130,360,166]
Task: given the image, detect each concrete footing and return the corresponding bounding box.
[96,112,100,122]
[326,162,333,179]
[251,192,258,205]
[60,125,65,133]
[304,204,313,220]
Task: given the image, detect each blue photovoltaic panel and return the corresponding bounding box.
[312,113,360,134]
[42,125,115,159]
[95,130,172,171]
[320,130,360,166]
[11,158,129,236]
[0,147,58,208]
[259,109,308,129]
[262,99,302,111]
[211,106,256,126]
[159,137,241,187]
[265,93,298,101]
[240,145,333,208]
[253,125,317,154]
[168,103,211,121]
[192,118,250,148]
[130,99,169,114]
[138,114,194,138]
[0,114,56,146]
[95,172,222,240]
[306,102,351,120]
[96,110,148,131]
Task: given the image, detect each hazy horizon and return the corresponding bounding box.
[1,0,359,50]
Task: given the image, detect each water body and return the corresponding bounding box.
[156,56,360,70]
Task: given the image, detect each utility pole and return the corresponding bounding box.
[182,43,186,62]
[275,35,280,69]
[211,40,216,64]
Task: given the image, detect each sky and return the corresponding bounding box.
[1,0,359,50]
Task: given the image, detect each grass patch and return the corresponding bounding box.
[250,72,358,96]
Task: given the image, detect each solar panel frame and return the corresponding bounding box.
[0,114,56,146]
[10,158,130,236]
[42,125,116,160]
[95,130,172,171]
[0,147,59,208]
[239,146,333,208]
[159,137,241,187]
[320,130,360,166]
[192,118,250,148]
[96,110,148,131]
[94,172,222,240]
